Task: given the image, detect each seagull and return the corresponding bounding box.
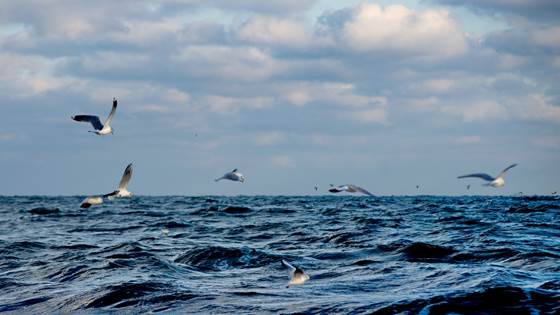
[552,191,557,195]
[329,184,374,196]
[281,260,310,288]
[72,98,118,135]
[314,185,318,191]
[457,164,517,188]
[104,163,134,199]
[215,168,245,183]
[79,163,133,208]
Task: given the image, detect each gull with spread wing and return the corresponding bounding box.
[79,163,133,208]
[72,98,118,135]
[215,168,245,183]
[329,184,374,196]
[457,164,517,188]
[281,260,310,288]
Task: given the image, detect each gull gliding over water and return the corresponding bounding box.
[79,163,133,208]
[215,169,245,183]
[281,260,309,287]
[457,164,517,188]
[329,184,374,196]
[72,98,118,135]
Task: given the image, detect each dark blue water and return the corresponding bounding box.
[0,196,558,314]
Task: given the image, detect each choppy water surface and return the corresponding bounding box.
[0,196,558,314]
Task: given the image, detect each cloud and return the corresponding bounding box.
[442,101,508,122]
[431,0,560,22]
[346,107,389,124]
[200,95,273,114]
[323,4,468,59]
[456,135,481,144]
[236,16,311,47]
[254,131,285,146]
[270,155,295,168]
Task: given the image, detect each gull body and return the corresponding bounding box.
[80,196,103,208]
[105,163,134,199]
[458,164,517,188]
[215,168,245,183]
[282,260,309,287]
[72,98,118,135]
[329,184,374,196]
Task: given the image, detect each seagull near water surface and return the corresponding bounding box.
[80,163,134,208]
[215,168,245,183]
[72,98,118,135]
[329,184,374,196]
[281,260,310,288]
[457,164,517,188]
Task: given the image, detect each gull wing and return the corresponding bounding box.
[103,191,119,198]
[497,163,517,178]
[281,260,296,273]
[72,115,103,130]
[104,98,118,126]
[352,185,375,196]
[118,163,133,190]
[457,173,494,181]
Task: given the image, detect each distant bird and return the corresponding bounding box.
[215,168,245,183]
[457,164,517,188]
[552,191,558,195]
[72,98,118,135]
[161,228,170,236]
[467,184,471,190]
[329,184,374,196]
[416,185,420,190]
[314,186,318,191]
[281,260,309,288]
[104,163,134,199]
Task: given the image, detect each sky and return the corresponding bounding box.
[0,0,559,196]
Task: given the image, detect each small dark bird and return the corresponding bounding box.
[416,185,420,190]
[552,191,557,195]
[314,186,318,191]
[467,184,471,190]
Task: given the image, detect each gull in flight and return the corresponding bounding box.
[329,184,374,196]
[215,168,245,183]
[281,260,310,288]
[457,164,517,188]
[79,163,133,208]
[104,163,134,199]
[72,98,118,135]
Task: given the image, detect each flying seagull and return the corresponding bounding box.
[329,184,374,196]
[104,163,134,199]
[79,163,133,208]
[215,168,245,183]
[281,260,310,288]
[457,164,517,188]
[72,98,118,135]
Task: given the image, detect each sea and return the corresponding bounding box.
[0,195,558,314]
